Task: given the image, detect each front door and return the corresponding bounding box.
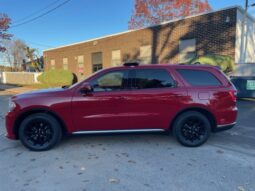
[72,69,130,131]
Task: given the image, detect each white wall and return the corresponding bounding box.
[0,72,42,85]
[235,9,255,64]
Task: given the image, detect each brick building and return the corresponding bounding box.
[43,6,255,79]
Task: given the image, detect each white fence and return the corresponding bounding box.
[233,64,255,76]
[0,72,42,85]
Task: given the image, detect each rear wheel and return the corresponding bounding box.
[19,113,62,151]
[173,111,211,147]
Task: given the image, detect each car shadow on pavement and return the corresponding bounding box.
[59,132,178,148]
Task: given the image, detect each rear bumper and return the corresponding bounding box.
[213,122,237,132]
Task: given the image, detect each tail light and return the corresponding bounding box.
[229,90,237,102]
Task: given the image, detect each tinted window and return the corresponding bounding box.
[177,69,221,86]
[91,71,128,92]
[131,69,175,89]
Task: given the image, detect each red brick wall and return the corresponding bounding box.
[43,8,237,79]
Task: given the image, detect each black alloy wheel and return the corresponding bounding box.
[19,113,62,151]
[173,111,211,147]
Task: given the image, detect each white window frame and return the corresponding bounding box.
[179,39,196,63]
[50,59,55,70]
[63,58,68,70]
[77,55,84,74]
[139,45,152,64]
[111,50,121,66]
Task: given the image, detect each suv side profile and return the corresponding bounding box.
[6,63,238,151]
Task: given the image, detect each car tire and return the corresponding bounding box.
[19,113,62,151]
[173,111,211,147]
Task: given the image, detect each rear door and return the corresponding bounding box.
[121,68,188,130]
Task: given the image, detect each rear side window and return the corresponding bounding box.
[130,69,175,89]
[177,69,221,86]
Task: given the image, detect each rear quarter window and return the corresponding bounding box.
[177,69,222,86]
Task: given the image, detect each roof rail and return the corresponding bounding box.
[123,62,139,67]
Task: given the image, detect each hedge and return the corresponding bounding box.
[189,55,235,73]
[37,69,74,87]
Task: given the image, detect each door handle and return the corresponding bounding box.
[113,96,127,100]
[119,96,128,100]
[109,96,127,101]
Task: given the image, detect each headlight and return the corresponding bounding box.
[9,100,16,112]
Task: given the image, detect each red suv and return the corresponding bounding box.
[6,63,238,151]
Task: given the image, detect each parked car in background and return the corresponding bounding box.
[230,76,255,98]
[6,63,238,151]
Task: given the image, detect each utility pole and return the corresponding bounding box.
[240,0,248,64]
[240,0,255,64]
[245,0,249,10]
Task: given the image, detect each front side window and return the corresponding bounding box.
[131,69,175,89]
[177,69,222,86]
[91,70,127,92]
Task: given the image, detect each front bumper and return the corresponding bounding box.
[213,122,237,132]
[5,111,18,140]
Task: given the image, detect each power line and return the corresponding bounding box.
[26,41,54,48]
[11,0,72,28]
[12,0,63,24]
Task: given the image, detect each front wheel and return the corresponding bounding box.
[19,113,62,151]
[173,111,211,147]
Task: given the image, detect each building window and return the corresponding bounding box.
[63,58,68,70]
[179,39,196,62]
[139,45,152,64]
[77,56,84,75]
[92,52,103,73]
[111,50,121,66]
[50,59,55,70]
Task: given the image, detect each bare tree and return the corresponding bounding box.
[2,39,27,71]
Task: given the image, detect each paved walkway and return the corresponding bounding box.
[0,84,36,95]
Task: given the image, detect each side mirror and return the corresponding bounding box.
[80,83,93,96]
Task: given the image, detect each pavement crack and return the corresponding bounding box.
[208,143,255,157]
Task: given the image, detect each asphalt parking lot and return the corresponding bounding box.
[0,94,254,191]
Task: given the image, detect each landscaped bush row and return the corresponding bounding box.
[189,55,235,73]
[37,69,74,87]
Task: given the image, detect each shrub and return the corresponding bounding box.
[189,55,235,73]
[37,69,74,87]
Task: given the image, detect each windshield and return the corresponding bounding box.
[68,68,106,89]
